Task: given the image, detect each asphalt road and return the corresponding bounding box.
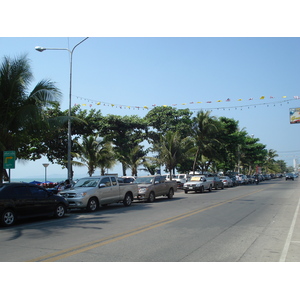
[1,177,300,262]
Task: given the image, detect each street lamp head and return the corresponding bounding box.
[35,46,46,52]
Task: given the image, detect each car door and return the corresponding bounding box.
[11,185,36,216]
[98,177,113,205]
[108,176,120,203]
[28,186,54,214]
[155,176,165,197]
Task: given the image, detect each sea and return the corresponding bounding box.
[9,177,67,184]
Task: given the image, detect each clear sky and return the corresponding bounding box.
[1,3,300,181]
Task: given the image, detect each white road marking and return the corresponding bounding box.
[279,195,300,262]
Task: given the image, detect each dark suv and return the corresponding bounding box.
[0,183,69,227]
[285,173,294,181]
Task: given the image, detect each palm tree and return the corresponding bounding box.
[125,145,147,176]
[73,135,116,176]
[191,110,221,174]
[0,54,61,183]
[264,149,278,173]
[157,131,192,180]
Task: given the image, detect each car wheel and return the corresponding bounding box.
[54,204,66,218]
[167,188,174,199]
[184,190,188,194]
[208,185,212,192]
[123,193,133,206]
[1,209,16,227]
[147,192,155,202]
[87,197,99,212]
[199,186,204,193]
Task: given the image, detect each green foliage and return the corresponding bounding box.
[0,55,61,182]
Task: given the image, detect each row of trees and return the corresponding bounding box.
[1,55,290,183]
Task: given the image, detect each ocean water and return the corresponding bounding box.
[9,177,67,183]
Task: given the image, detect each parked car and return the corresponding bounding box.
[229,176,239,186]
[236,174,248,185]
[59,175,138,211]
[0,182,69,227]
[247,175,255,184]
[172,174,191,189]
[183,175,212,193]
[285,173,294,181]
[206,176,224,190]
[220,176,233,187]
[135,175,177,202]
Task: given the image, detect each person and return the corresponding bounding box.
[64,179,72,189]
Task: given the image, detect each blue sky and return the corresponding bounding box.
[1,0,300,181]
[1,36,299,180]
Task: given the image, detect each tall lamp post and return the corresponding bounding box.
[35,37,89,182]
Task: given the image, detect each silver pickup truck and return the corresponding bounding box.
[183,175,212,193]
[59,175,138,211]
[135,175,177,202]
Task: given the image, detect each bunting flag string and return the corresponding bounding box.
[73,95,300,111]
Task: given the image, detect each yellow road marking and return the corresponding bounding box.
[27,187,266,262]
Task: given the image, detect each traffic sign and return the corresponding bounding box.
[3,151,16,169]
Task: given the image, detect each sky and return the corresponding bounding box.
[1,2,300,181]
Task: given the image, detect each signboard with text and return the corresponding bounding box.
[3,151,16,169]
[289,108,300,124]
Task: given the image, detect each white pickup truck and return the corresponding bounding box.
[135,175,177,202]
[183,175,212,193]
[58,175,138,212]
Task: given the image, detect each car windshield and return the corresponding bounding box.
[135,177,154,184]
[74,178,99,187]
[190,176,204,181]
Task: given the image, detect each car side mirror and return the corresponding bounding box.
[99,183,106,188]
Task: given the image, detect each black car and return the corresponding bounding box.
[285,173,294,181]
[0,183,69,227]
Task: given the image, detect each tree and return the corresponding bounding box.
[264,149,279,173]
[145,106,192,146]
[99,115,147,176]
[191,110,221,174]
[125,145,147,176]
[73,135,116,176]
[0,55,61,182]
[155,131,193,179]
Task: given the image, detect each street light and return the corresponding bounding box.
[42,163,49,182]
[35,37,89,182]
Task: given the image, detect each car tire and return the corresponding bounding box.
[86,197,99,212]
[123,193,133,206]
[208,185,212,192]
[147,192,155,202]
[1,209,16,227]
[184,190,188,194]
[54,204,66,218]
[167,188,174,199]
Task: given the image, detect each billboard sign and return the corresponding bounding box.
[290,108,300,124]
[3,151,16,169]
